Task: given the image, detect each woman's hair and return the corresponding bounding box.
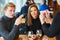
[27,4,39,26]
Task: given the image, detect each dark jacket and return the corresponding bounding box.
[15,5,29,18]
[20,5,29,14]
[19,18,43,34]
[20,5,29,17]
[0,16,19,40]
[41,12,60,40]
[27,18,42,34]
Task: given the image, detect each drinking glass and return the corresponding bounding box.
[28,31,33,38]
[36,29,42,38]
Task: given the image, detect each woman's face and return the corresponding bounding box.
[30,7,38,19]
[57,0,60,5]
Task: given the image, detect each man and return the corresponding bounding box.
[39,0,60,40]
[0,2,24,40]
[39,3,53,24]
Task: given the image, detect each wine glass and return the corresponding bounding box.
[36,29,42,38]
[28,31,33,38]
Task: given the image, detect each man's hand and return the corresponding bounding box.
[15,14,24,26]
[0,37,5,40]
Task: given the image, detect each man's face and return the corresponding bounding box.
[5,7,15,18]
[57,0,60,5]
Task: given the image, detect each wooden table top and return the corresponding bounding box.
[16,35,56,40]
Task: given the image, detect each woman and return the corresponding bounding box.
[19,4,43,40]
[26,4,43,40]
[26,4,42,34]
[39,0,60,40]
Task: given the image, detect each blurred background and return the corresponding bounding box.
[0,0,60,17]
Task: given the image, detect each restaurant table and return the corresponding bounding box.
[16,35,56,40]
[16,34,42,40]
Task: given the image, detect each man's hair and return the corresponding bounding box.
[4,2,15,11]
